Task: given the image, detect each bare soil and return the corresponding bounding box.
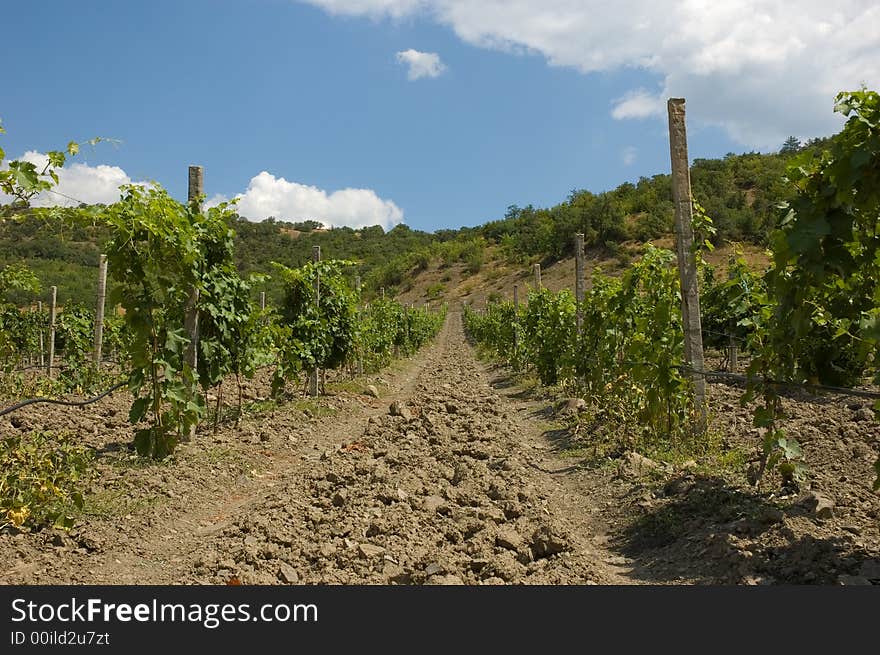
[1,312,879,585]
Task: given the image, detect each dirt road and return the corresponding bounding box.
[0,312,628,584]
[4,311,879,585]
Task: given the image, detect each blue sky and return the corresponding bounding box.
[2,0,875,231]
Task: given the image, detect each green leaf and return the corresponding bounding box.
[129,396,151,424]
[134,429,153,457]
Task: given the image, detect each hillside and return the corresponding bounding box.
[393,241,770,312]
[0,141,817,309]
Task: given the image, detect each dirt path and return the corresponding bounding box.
[1,312,631,584]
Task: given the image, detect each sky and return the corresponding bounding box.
[1,0,877,232]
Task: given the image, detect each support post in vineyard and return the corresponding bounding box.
[407,303,413,350]
[512,284,519,362]
[92,254,108,365]
[309,245,321,396]
[574,233,585,335]
[667,98,707,429]
[185,165,203,376]
[355,275,363,376]
[260,291,266,311]
[38,300,44,368]
[533,263,542,289]
[47,286,57,378]
[729,335,738,373]
[185,165,203,439]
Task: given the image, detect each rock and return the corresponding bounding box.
[530,524,570,559]
[451,463,468,486]
[357,543,386,558]
[382,561,403,580]
[278,563,300,584]
[757,507,785,525]
[389,571,413,584]
[556,397,586,416]
[425,562,444,576]
[423,495,447,513]
[243,535,259,551]
[478,506,506,523]
[495,527,524,552]
[798,491,835,519]
[389,401,412,420]
[618,451,660,478]
[445,402,459,414]
[854,407,876,422]
[663,476,694,497]
[436,574,464,585]
[364,385,380,398]
[332,490,348,507]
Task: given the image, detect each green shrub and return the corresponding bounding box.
[1,431,93,530]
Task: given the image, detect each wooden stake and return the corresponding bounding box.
[184,165,203,376]
[38,300,44,368]
[47,287,57,377]
[574,233,585,335]
[92,254,108,365]
[667,98,707,428]
[355,275,363,376]
[533,263,542,289]
[512,284,519,360]
[309,245,321,396]
[184,165,203,439]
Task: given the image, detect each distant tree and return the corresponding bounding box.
[780,136,801,154]
[291,220,323,232]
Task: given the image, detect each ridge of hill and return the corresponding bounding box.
[0,140,821,308]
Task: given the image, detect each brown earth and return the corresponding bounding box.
[1,312,879,585]
[395,242,770,310]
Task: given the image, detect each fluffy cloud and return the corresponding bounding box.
[218,171,404,230]
[2,154,402,230]
[396,49,447,80]
[1,151,136,206]
[300,0,880,149]
[611,89,664,120]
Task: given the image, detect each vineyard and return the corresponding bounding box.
[0,89,879,586]
[0,159,446,528]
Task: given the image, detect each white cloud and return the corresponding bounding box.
[611,89,664,120]
[1,151,137,206]
[310,0,424,18]
[226,171,404,230]
[300,0,880,149]
[621,146,637,166]
[396,49,447,80]
[1,155,402,231]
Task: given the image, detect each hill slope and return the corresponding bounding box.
[0,141,816,308]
